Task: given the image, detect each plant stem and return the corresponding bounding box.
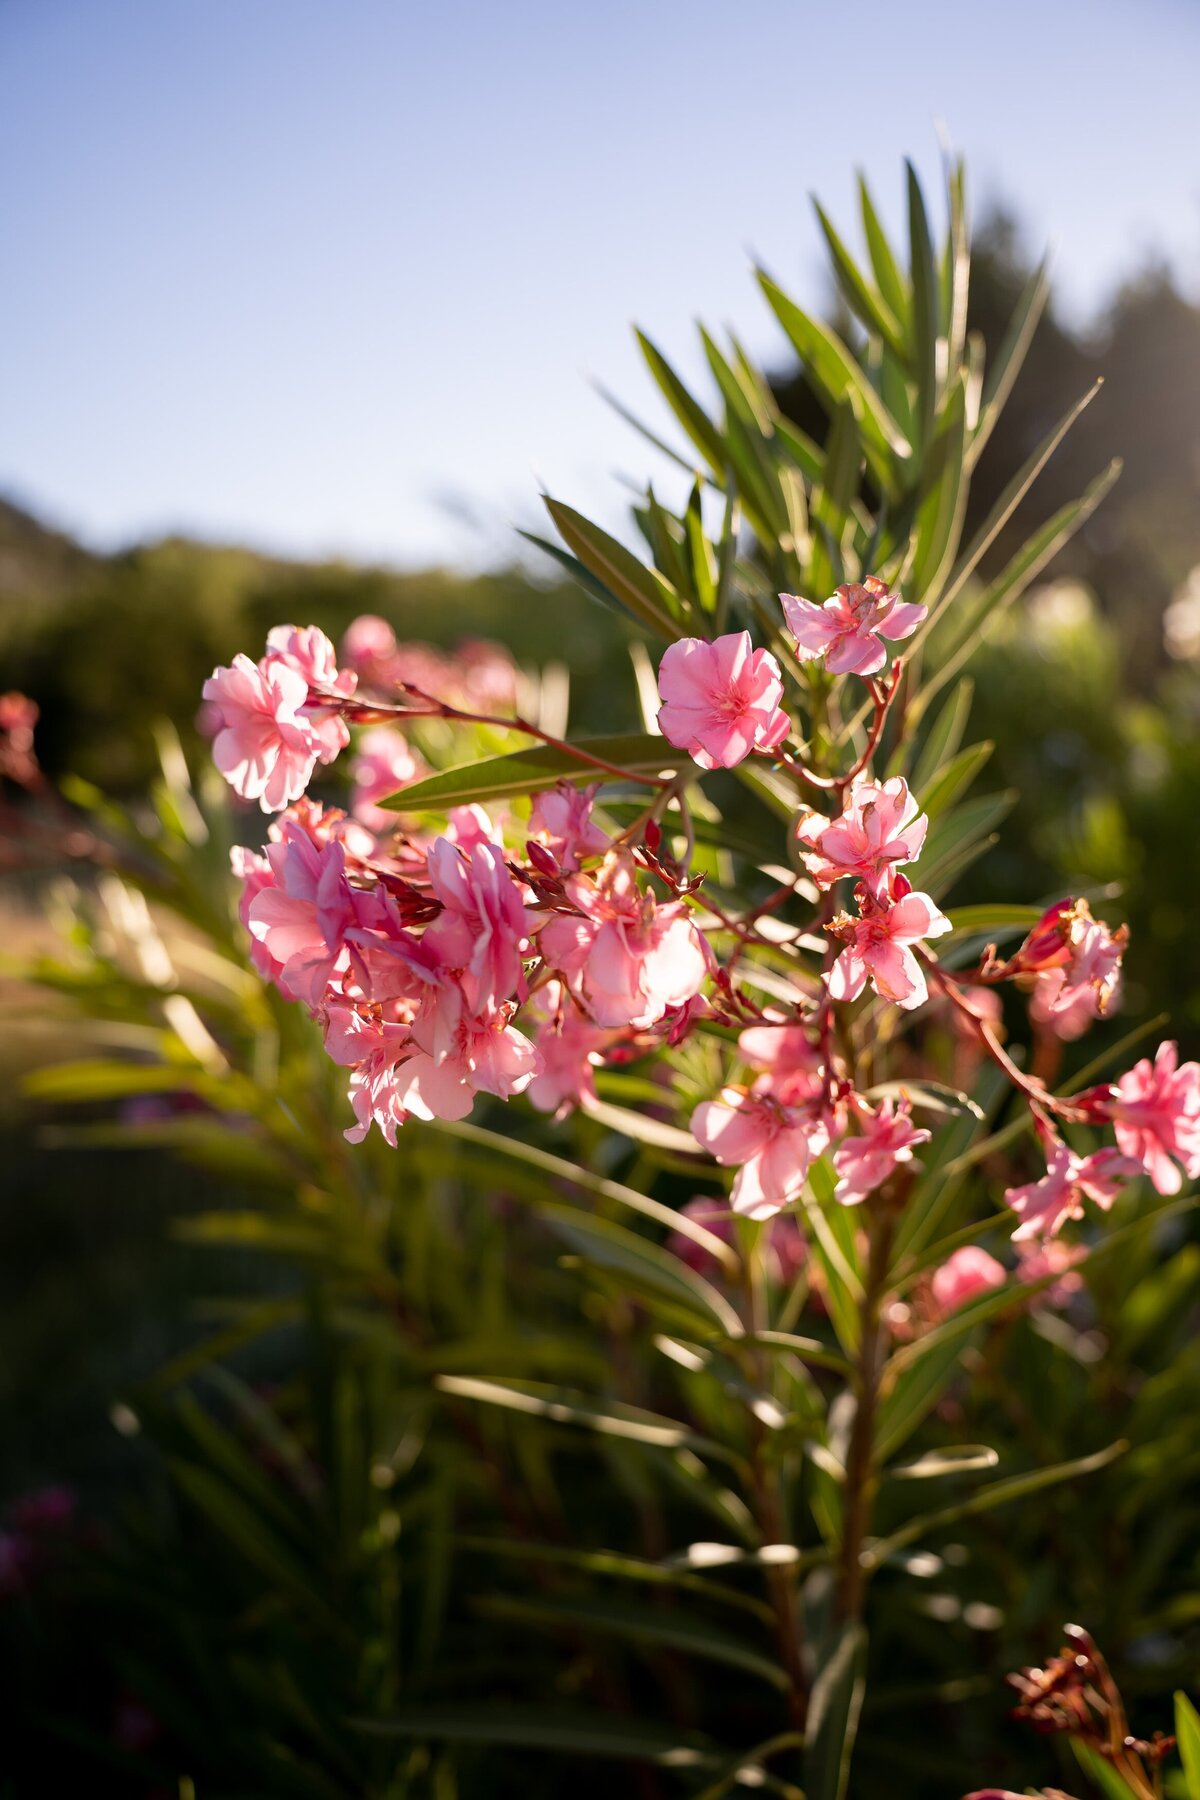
[838,1205,896,1622]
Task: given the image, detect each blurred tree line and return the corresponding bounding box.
[4,216,1200,1067]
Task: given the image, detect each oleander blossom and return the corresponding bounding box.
[929,1246,1007,1317]
[827,880,952,1010]
[667,1198,807,1284]
[1087,1039,1200,1194]
[691,1088,830,1219]
[656,632,790,770]
[203,654,320,811]
[524,981,617,1117]
[539,849,708,1029]
[350,727,423,831]
[781,577,926,677]
[833,1097,930,1205]
[204,625,357,811]
[1018,901,1127,1038]
[795,776,928,898]
[528,782,607,873]
[1003,1135,1142,1241]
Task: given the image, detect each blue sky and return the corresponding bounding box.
[3,0,1199,569]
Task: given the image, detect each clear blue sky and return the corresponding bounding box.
[3,0,1198,569]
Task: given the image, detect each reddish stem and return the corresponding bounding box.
[341,687,672,789]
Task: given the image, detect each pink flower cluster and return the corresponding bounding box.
[203,612,1191,1271]
[203,625,357,812]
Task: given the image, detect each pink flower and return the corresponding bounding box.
[1004,1137,1142,1240]
[738,1020,821,1088]
[656,632,790,770]
[781,577,926,678]
[1014,1237,1086,1308]
[202,654,320,811]
[1027,907,1126,1039]
[529,781,607,872]
[247,814,386,1005]
[401,1005,541,1122]
[350,727,422,830]
[833,1098,930,1205]
[340,614,400,692]
[1093,1040,1200,1194]
[929,1246,1006,1317]
[231,843,283,983]
[667,1197,807,1283]
[424,837,528,1014]
[540,850,707,1029]
[795,777,928,897]
[264,623,356,698]
[691,1088,828,1219]
[264,623,357,765]
[445,803,506,853]
[827,884,951,1010]
[525,982,615,1117]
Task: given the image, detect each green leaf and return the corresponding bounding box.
[909,678,974,790]
[934,379,1103,625]
[813,200,906,360]
[919,459,1122,715]
[544,1205,744,1338]
[809,398,862,600]
[356,1703,712,1765]
[942,157,970,377]
[803,1161,864,1357]
[636,329,727,477]
[377,733,688,811]
[873,1331,968,1464]
[908,372,968,603]
[863,1441,1128,1569]
[454,1535,776,1623]
[433,1375,740,1468]
[858,173,909,326]
[906,161,940,449]
[476,1592,790,1690]
[592,378,707,477]
[889,1445,999,1479]
[862,1079,984,1120]
[545,496,684,640]
[518,528,646,627]
[1072,1741,1144,1800]
[757,271,910,495]
[423,1117,738,1273]
[579,1097,701,1156]
[805,1620,867,1800]
[919,741,993,820]
[942,902,1044,938]
[1175,1691,1200,1800]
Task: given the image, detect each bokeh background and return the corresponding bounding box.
[2,1,1199,1791]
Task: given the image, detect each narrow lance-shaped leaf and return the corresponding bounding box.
[863,1440,1128,1568]
[545,496,686,640]
[757,270,911,497]
[805,1621,867,1800]
[859,171,910,325]
[907,372,969,604]
[813,199,906,361]
[377,734,689,812]
[906,160,940,450]
[636,329,727,476]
